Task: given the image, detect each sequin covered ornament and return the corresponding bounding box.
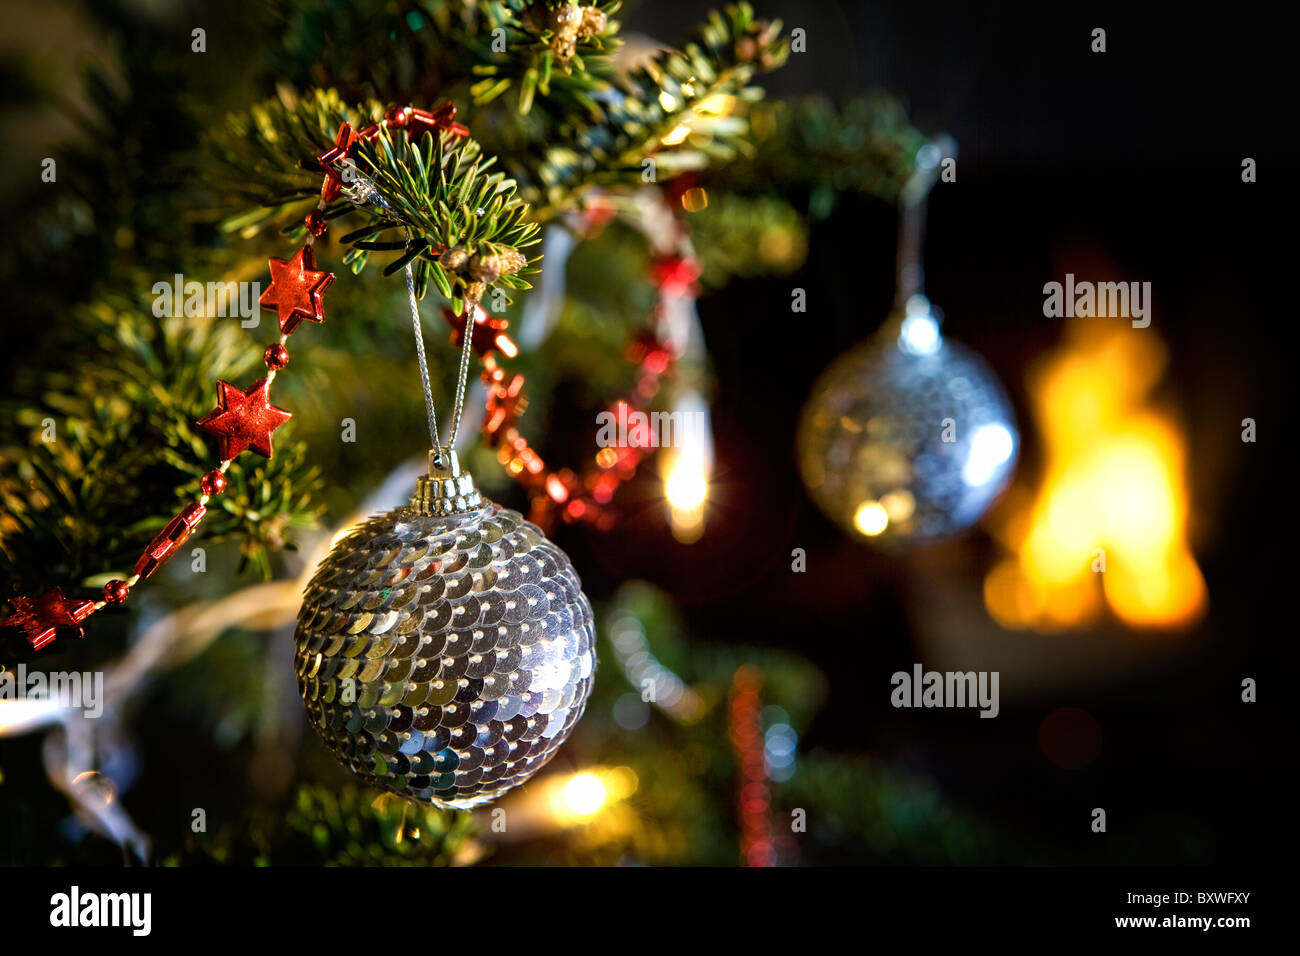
[798,299,1019,546]
[295,452,596,809]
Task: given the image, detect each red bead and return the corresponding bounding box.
[132,503,207,579]
[384,104,412,127]
[264,343,289,370]
[200,470,228,496]
[103,580,130,605]
[305,209,328,237]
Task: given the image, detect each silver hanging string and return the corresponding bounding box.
[405,262,441,453]
[895,193,928,310]
[352,170,475,469]
[403,260,478,469]
[894,135,956,311]
[445,299,476,458]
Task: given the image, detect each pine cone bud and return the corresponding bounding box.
[580,7,606,35]
[472,248,527,282]
[554,3,581,30]
[441,245,469,272]
[735,21,779,67]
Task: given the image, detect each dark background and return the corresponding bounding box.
[0,0,1289,866]
[590,0,1287,865]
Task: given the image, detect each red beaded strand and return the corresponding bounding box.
[439,259,690,533]
[5,102,482,652]
[4,100,470,652]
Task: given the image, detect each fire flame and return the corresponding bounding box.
[984,316,1206,631]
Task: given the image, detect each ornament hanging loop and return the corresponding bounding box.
[895,134,956,311]
[404,256,478,470]
[412,447,482,516]
[443,300,477,463]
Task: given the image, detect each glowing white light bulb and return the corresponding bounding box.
[665,462,708,510]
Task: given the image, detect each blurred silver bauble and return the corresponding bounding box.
[295,452,596,809]
[797,297,1018,546]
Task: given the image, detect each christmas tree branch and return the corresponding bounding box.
[1,294,322,596]
[212,89,539,309]
[710,93,937,213]
[528,2,788,214]
[251,2,787,211]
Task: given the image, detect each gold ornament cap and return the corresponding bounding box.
[411,449,483,516]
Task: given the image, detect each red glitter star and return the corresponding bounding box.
[196,378,292,459]
[4,588,97,651]
[259,246,335,336]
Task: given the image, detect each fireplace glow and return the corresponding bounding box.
[984,317,1206,631]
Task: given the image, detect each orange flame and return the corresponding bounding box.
[984,316,1206,631]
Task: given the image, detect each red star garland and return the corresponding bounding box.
[315,103,469,209]
[406,103,471,139]
[6,588,96,651]
[484,371,528,441]
[318,122,361,201]
[196,378,293,459]
[650,255,701,296]
[259,246,335,335]
[4,100,484,654]
[442,305,519,359]
[438,302,677,531]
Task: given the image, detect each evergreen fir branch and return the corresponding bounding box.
[0,293,323,597]
[528,2,789,214]
[250,1,789,212]
[211,88,539,306]
[462,1,623,116]
[165,783,479,866]
[779,753,1024,864]
[708,93,937,213]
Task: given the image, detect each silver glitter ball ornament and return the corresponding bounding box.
[797,300,1018,545]
[295,452,596,809]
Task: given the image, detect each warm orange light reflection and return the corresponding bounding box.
[985,317,1206,631]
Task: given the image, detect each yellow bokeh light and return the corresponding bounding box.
[562,773,608,817]
[880,489,916,523]
[543,767,639,828]
[660,123,691,146]
[695,94,736,116]
[680,187,709,212]
[853,501,889,536]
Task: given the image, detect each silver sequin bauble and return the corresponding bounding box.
[797,311,1018,545]
[295,455,596,809]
